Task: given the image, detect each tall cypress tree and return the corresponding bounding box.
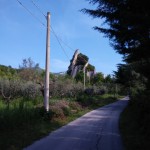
[83,0,150,86]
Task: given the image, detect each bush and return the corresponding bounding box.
[76,94,92,106]
[120,90,150,150]
[21,81,41,99]
[0,78,22,104]
[84,88,94,95]
[49,100,83,119]
[49,79,83,98]
[69,101,82,111]
[49,106,65,119]
[49,100,70,119]
[0,78,41,102]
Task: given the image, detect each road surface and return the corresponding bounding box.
[24,97,129,150]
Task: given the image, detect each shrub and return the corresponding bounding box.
[84,88,94,95]
[49,106,65,119]
[69,101,82,111]
[49,79,83,98]
[0,78,41,102]
[21,81,41,99]
[49,100,71,119]
[76,94,92,106]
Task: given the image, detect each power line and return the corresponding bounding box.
[29,0,71,61]
[16,0,88,64]
[16,0,46,27]
[50,26,89,64]
[16,0,70,60]
[31,0,46,18]
[50,26,71,61]
[51,28,74,52]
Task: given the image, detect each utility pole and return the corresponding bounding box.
[44,12,50,111]
[84,67,86,90]
[83,62,88,90]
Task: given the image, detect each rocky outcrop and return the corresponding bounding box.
[67,49,95,78]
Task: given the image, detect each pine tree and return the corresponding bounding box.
[83,0,150,86]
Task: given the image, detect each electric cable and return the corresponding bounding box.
[16,0,89,64]
[50,26,70,61]
[31,0,46,18]
[16,0,46,27]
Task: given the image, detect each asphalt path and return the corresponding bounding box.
[24,97,129,150]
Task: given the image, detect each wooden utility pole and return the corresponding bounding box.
[44,12,50,111]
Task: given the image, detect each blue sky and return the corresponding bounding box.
[0,0,123,75]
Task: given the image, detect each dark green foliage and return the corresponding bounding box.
[0,78,41,103]
[0,65,18,78]
[69,101,82,111]
[114,64,146,96]
[77,94,118,108]
[83,2,150,148]
[83,0,150,86]
[0,99,51,150]
[104,74,113,83]
[86,64,95,71]
[49,78,83,98]
[67,52,91,76]
[120,91,150,150]
[92,72,104,85]
[75,71,84,82]
[76,53,88,66]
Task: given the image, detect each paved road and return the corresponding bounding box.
[24,97,129,150]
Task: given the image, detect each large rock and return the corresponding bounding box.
[67,50,95,78]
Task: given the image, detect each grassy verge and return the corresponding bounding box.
[0,94,118,150]
[77,94,120,108]
[120,98,150,150]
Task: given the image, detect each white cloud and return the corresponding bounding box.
[50,59,69,73]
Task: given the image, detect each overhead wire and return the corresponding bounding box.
[16,0,89,64]
[50,27,74,52]
[30,0,46,18]
[50,26,89,64]
[16,0,46,27]
[50,26,70,61]
[30,0,88,63]
[29,0,71,61]
[16,0,69,60]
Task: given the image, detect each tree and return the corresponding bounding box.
[86,64,95,72]
[114,64,146,95]
[19,57,39,69]
[75,71,84,82]
[92,72,104,85]
[0,65,17,79]
[18,58,42,82]
[83,0,150,87]
[104,74,113,83]
[76,53,88,66]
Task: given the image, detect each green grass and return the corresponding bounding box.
[0,94,119,150]
[77,93,120,108]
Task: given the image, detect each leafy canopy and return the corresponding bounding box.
[83,0,150,87]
